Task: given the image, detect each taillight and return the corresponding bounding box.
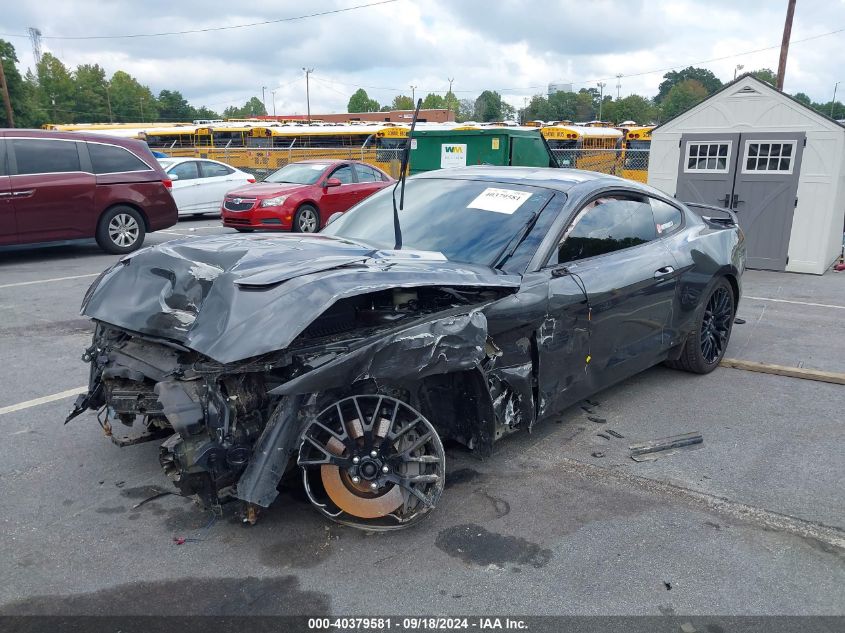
[162,179,173,190]
[247,177,256,183]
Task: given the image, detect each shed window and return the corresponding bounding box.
[684,141,731,173]
[742,140,796,174]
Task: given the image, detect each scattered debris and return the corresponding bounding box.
[597,432,611,440]
[581,405,595,414]
[680,622,697,633]
[664,581,672,590]
[591,451,605,458]
[606,429,624,439]
[734,317,746,324]
[114,481,125,488]
[630,432,703,462]
[585,399,600,407]
[587,416,607,424]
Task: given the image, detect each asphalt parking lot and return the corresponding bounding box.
[0,219,843,617]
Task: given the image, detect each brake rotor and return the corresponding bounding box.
[298,394,446,530]
[319,432,404,519]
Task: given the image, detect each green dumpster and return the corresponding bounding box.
[408,127,557,175]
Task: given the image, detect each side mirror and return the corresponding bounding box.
[324,177,342,188]
[326,212,344,226]
[169,173,180,181]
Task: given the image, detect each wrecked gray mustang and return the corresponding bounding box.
[68,167,745,530]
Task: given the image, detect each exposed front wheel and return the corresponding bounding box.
[298,394,445,530]
[293,204,320,233]
[667,278,735,374]
[95,206,146,254]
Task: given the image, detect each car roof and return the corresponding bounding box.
[412,166,643,193]
[0,128,145,151]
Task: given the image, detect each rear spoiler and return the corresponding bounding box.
[683,202,739,228]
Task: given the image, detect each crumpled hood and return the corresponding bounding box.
[81,233,520,363]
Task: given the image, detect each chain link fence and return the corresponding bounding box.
[161,145,650,184]
[161,146,405,180]
[550,148,650,183]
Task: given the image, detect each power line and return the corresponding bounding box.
[0,0,399,40]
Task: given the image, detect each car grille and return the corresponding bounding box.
[223,198,256,212]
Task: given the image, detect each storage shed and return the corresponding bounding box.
[648,75,845,274]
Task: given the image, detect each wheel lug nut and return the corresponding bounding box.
[351,476,360,483]
[370,482,378,490]
[370,450,378,458]
[352,456,360,464]
[382,465,389,473]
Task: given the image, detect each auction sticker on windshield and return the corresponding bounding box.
[467,188,533,214]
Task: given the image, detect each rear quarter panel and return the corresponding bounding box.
[661,208,745,348]
[94,179,178,232]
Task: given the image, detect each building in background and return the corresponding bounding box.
[548,82,573,96]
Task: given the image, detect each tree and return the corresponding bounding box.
[608,94,657,124]
[193,106,221,120]
[749,68,777,86]
[792,92,812,107]
[157,89,194,121]
[657,67,722,102]
[37,53,75,122]
[0,39,44,127]
[421,93,445,109]
[660,79,708,120]
[391,94,414,110]
[347,88,379,112]
[108,70,158,122]
[474,90,503,121]
[456,98,475,121]
[240,96,266,117]
[444,90,459,117]
[575,89,595,121]
[73,64,110,123]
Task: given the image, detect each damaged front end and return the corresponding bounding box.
[68,234,521,528]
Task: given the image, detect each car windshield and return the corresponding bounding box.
[264,162,330,185]
[322,178,555,267]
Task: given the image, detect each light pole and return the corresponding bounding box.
[261,86,267,114]
[302,68,313,122]
[734,64,744,80]
[410,85,417,104]
[832,82,841,118]
[616,73,622,100]
[271,89,277,117]
[597,82,606,121]
[105,82,113,123]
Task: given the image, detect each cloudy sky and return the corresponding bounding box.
[2,0,844,115]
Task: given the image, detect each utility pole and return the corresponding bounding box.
[261,86,267,114]
[105,83,113,123]
[776,0,797,90]
[139,97,144,122]
[832,82,841,118]
[616,74,622,100]
[271,89,277,117]
[28,27,43,67]
[447,77,455,118]
[410,85,417,103]
[447,77,454,94]
[302,68,313,122]
[734,64,744,80]
[0,56,14,127]
[51,94,57,123]
[597,82,606,121]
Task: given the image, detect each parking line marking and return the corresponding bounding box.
[744,295,845,310]
[0,386,87,416]
[0,273,99,290]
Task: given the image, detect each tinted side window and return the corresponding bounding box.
[12,139,81,175]
[557,196,656,264]
[169,161,199,181]
[356,165,380,182]
[330,165,354,184]
[651,198,683,236]
[0,140,7,176]
[88,142,151,174]
[201,162,234,177]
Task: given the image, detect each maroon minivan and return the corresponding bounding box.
[0,129,178,254]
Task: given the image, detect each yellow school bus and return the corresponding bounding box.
[619,125,654,183]
[540,125,623,174]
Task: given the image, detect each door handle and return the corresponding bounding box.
[0,192,11,198]
[731,193,744,209]
[654,266,675,278]
[719,193,731,208]
[12,190,34,197]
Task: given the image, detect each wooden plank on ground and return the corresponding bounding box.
[720,358,845,385]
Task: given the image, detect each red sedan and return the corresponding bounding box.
[221,160,394,233]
